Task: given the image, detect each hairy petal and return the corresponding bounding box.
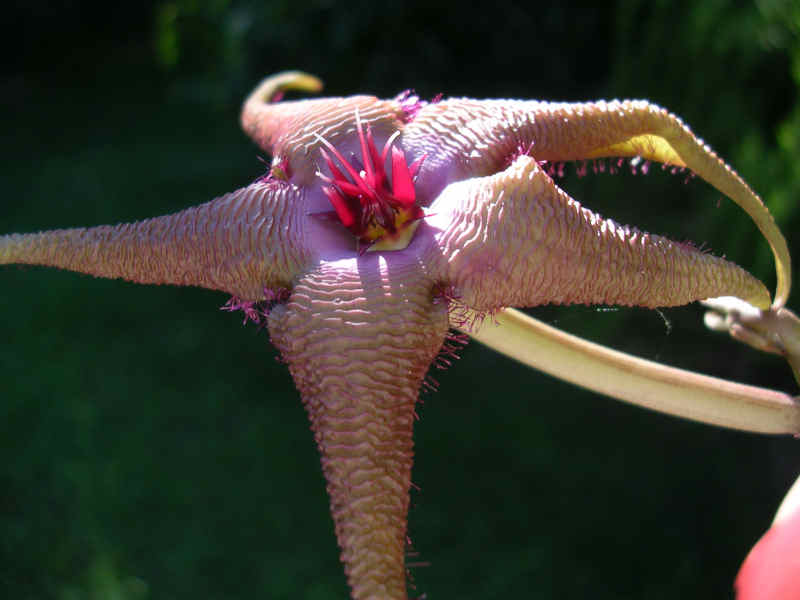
[241,73,406,185]
[267,256,448,600]
[0,183,311,300]
[428,156,769,310]
[406,99,789,306]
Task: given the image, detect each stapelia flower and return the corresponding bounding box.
[315,111,425,252]
[3,71,799,600]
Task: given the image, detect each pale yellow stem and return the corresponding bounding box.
[460,307,800,434]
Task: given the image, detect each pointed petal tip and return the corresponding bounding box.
[741,282,772,312]
[698,264,771,312]
[248,71,323,105]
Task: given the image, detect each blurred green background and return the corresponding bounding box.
[2,1,800,598]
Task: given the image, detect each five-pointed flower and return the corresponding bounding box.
[1,71,798,600]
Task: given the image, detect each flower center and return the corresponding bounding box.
[315,112,425,253]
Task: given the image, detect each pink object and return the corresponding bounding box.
[316,112,425,250]
[736,506,800,599]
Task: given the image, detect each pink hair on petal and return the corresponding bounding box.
[221,288,290,326]
[395,90,428,123]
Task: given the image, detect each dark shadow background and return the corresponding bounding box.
[1,1,799,598]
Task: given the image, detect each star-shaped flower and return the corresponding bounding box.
[2,71,798,599]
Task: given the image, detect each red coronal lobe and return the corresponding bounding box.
[735,507,800,600]
[315,112,425,251]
